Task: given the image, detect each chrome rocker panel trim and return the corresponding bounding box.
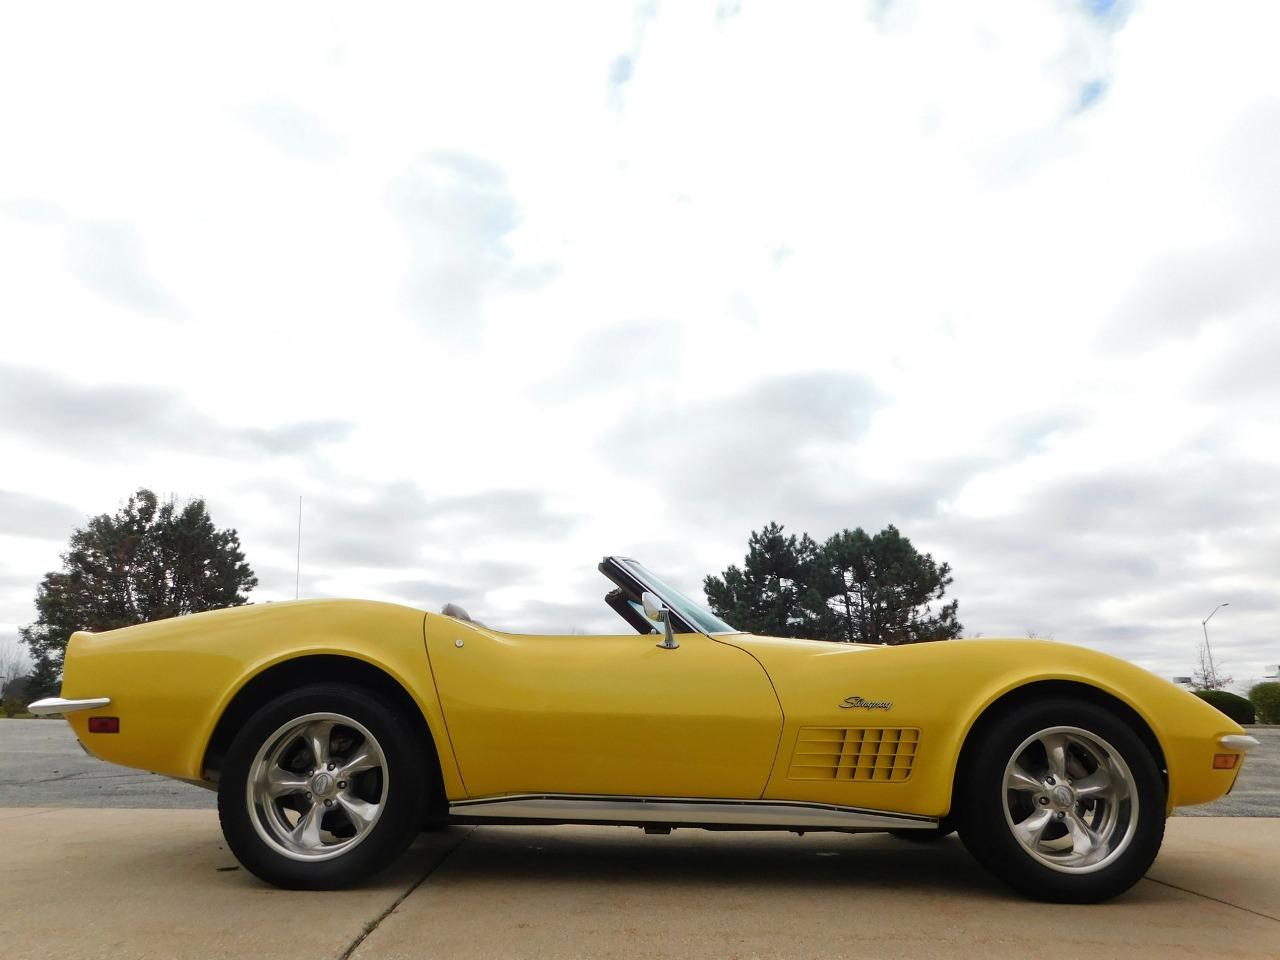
[1219,734,1260,753]
[449,794,940,832]
[27,696,111,716]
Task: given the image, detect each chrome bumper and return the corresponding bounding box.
[27,696,111,716]
[1219,734,1260,753]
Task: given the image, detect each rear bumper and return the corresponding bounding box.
[27,696,111,716]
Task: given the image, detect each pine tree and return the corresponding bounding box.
[705,522,961,644]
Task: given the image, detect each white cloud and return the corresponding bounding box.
[0,0,1277,687]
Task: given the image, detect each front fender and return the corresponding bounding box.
[726,636,1244,816]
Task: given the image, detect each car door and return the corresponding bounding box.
[424,618,782,800]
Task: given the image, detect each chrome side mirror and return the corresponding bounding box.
[641,591,679,650]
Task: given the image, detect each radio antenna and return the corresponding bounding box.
[295,495,302,600]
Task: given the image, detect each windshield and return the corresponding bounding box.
[616,558,737,634]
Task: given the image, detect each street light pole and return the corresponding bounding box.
[1201,602,1230,687]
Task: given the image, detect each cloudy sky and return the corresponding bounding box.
[1,0,1277,687]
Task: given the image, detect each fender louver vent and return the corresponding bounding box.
[787,727,920,782]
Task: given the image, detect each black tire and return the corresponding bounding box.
[956,697,1165,903]
[217,682,430,889]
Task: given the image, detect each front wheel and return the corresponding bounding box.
[217,683,429,889]
[956,698,1166,903]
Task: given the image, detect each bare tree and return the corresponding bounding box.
[1,643,30,713]
[1191,641,1232,690]
[0,643,28,690]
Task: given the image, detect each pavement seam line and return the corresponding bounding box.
[336,827,475,960]
[1143,875,1280,924]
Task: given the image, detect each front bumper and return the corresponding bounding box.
[1219,734,1259,796]
[27,696,111,716]
[1220,734,1260,753]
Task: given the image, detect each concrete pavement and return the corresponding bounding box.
[1,811,1277,960]
[0,807,466,960]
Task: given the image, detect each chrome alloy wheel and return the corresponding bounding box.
[246,712,389,862]
[1002,725,1139,874]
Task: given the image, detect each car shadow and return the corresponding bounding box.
[418,826,1012,898]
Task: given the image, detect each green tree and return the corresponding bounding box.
[20,489,257,697]
[705,522,961,644]
[703,523,832,639]
[815,525,961,645]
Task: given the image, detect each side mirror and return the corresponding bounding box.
[641,591,679,650]
[641,591,664,622]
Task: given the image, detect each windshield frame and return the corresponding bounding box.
[600,556,739,636]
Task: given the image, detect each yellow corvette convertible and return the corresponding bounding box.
[32,556,1257,902]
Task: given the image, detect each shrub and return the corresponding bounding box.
[1,676,32,717]
[1249,682,1280,724]
[1193,689,1256,725]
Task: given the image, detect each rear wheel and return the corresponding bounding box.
[956,698,1165,903]
[217,683,429,889]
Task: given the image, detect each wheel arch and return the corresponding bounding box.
[949,679,1168,816]
[201,654,447,815]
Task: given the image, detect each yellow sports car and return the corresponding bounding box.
[32,556,1257,902]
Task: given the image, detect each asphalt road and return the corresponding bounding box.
[1178,725,1280,817]
[2,719,1277,814]
[0,718,214,808]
